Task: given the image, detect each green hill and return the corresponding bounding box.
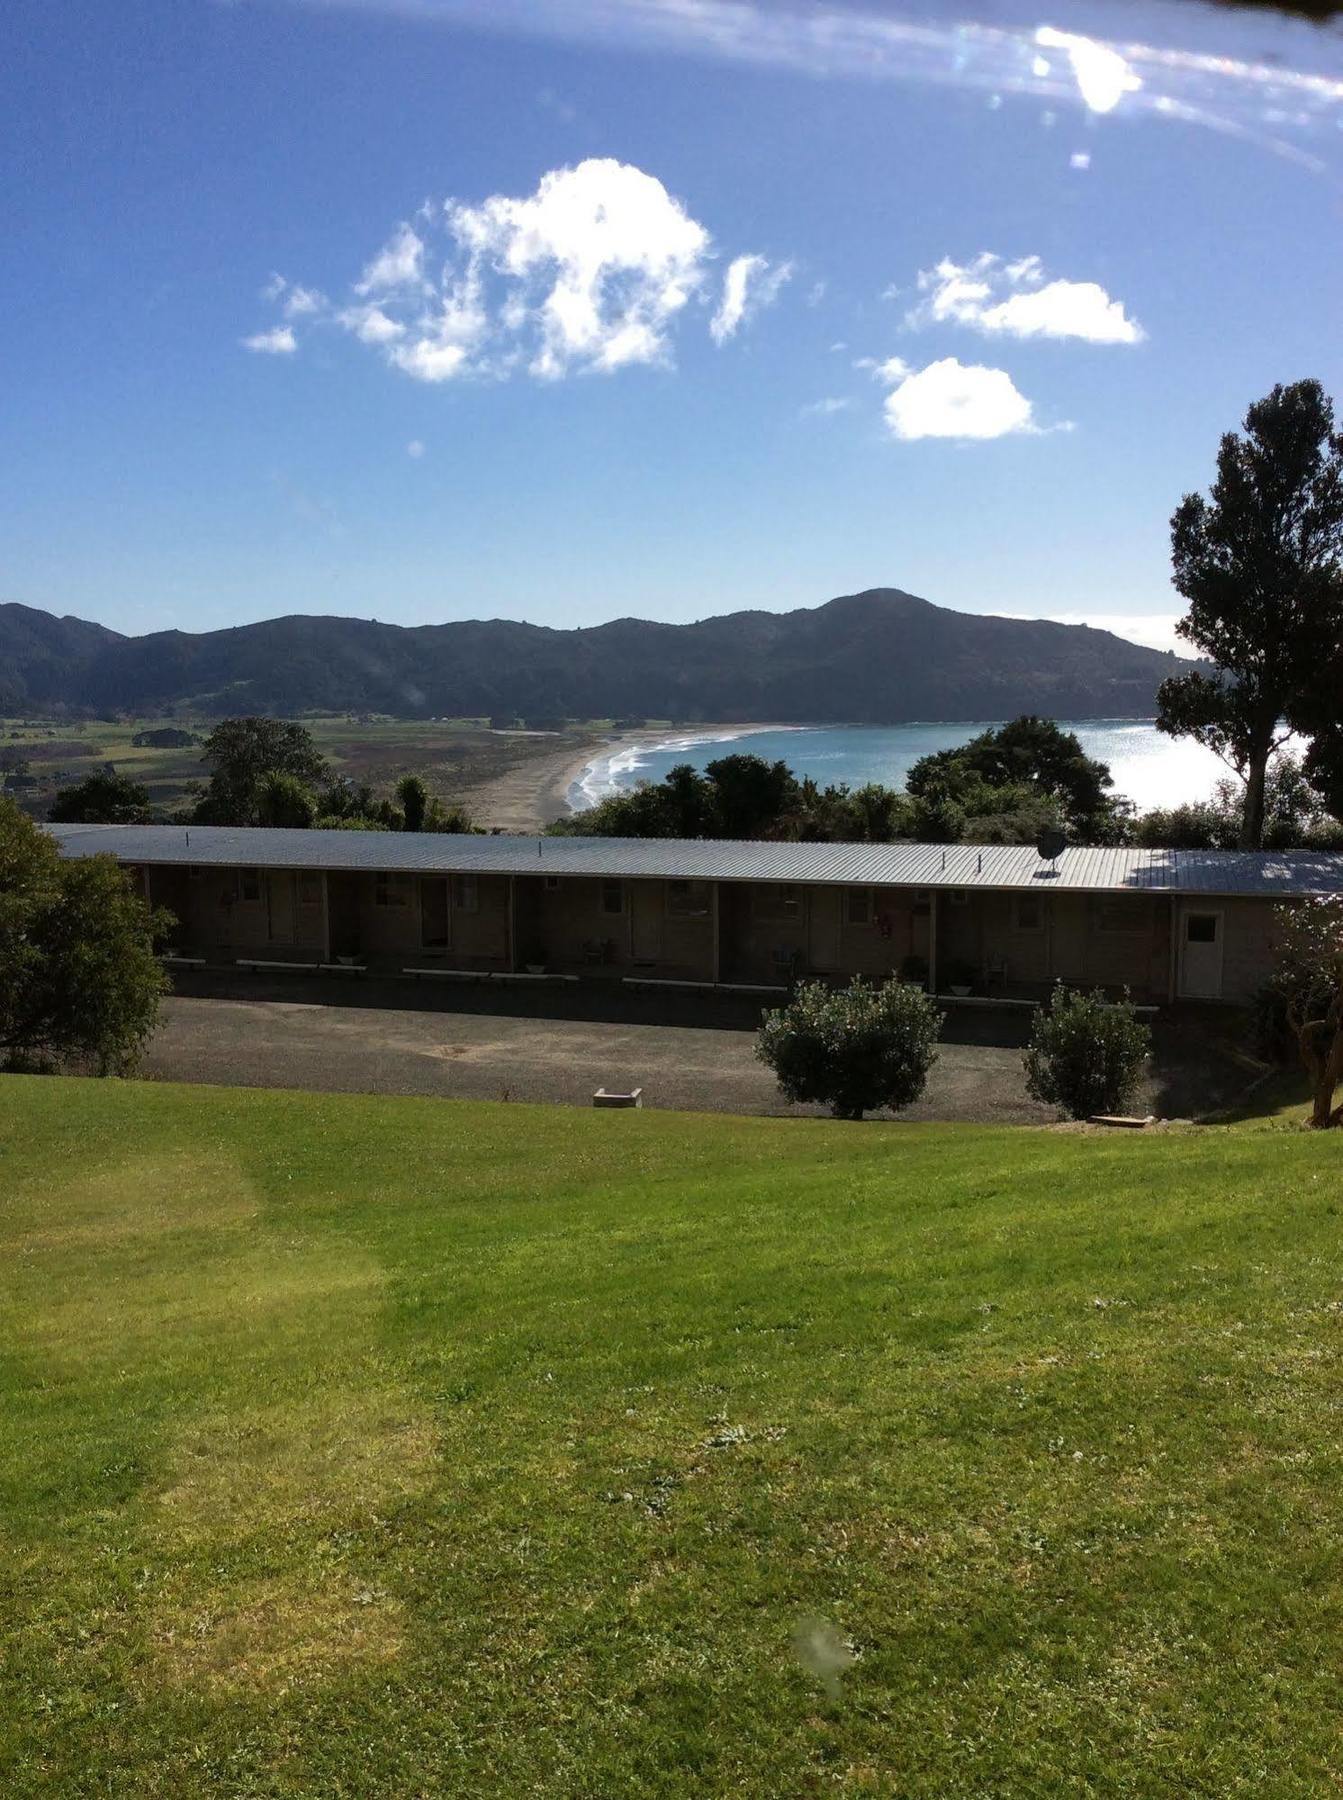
[0,588,1198,721]
[2,1077,1334,1796]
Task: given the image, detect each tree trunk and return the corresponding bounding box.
[1240,743,1270,850]
[1301,1021,1343,1129]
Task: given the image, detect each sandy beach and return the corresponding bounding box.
[458,725,773,834]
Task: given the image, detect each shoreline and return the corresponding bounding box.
[459,723,785,834]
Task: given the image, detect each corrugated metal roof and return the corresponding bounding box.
[45,822,1343,899]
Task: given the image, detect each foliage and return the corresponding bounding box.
[1023,984,1151,1120]
[756,976,943,1119]
[1157,380,1343,847]
[194,717,328,825]
[396,774,429,831]
[907,716,1125,841]
[47,769,153,824]
[1269,897,1343,1128]
[556,722,1137,847]
[255,770,317,829]
[1133,754,1343,851]
[0,799,166,1073]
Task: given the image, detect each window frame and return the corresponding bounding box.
[374,871,410,909]
[1013,895,1044,934]
[1094,898,1147,935]
[667,878,710,919]
[453,874,479,914]
[600,878,625,917]
[845,887,872,927]
[752,882,801,923]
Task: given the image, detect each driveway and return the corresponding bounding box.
[141,972,1058,1122]
[139,973,1252,1122]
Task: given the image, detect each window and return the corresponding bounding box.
[667,879,710,918]
[948,889,970,908]
[752,883,800,922]
[1014,896,1043,932]
[1095,899,1145,933]
[453,874,479,913]
[375,871,408,908]
[544,875,560,891]
[1186,913,1219,944]
[238,869,260,904]
[601,879,624,916]
[297,873,322,907]
[846,887,872,926]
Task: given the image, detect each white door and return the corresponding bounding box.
[1179,908,1224,999]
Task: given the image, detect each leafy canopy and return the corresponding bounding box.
[756,977,943,1120]
[1157,379,1343,847]
[0,799,167,1074]
[1023,985,1151,1121]
[48,770,153,825]
[1270,897,1343,1129]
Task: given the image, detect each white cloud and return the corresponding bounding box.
[283,284,325,318]
[407,439,425,458]
[881,356,1037,441]
[908,253,1144,345]
[799,396,852,418]
[241,325,297,355]
[710,253,792,345]
[339,303,406,345]
[244,158,787,385]
[993,610,1188,655]
[355,223,429,296]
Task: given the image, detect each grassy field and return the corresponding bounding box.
[3,1079,1341,1796]
[1,714,605,817]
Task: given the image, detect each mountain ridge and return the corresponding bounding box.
[0,589,1198,722]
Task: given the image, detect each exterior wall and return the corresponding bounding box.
[518,875,715,980]
[1202,896,1280,1003]
[147,865,325,959]
[938,888,1170,1000]
[720,881,923,984]
[131,855,1289,1001]
[357,872,510,967]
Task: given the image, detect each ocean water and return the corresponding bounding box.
[569,721,1237,817]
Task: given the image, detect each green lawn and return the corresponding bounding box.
[3,1078,1341,1796]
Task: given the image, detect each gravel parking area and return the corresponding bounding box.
[139,973,1252,1122]
[141,972,1056,1122]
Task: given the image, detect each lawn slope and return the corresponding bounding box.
[2,1078,1341,1797]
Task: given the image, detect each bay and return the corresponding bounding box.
[569,720,1236,816]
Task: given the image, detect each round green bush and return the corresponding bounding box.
[1023,984,1151,1120]
[756,976,944,1121]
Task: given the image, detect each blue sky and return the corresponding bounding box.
[2,0,1342,650]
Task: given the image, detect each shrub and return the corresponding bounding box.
[0,799,169,1074]
[756,977,943,1120]
[1023,985,1151,1120]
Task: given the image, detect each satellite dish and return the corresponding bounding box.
[1036,828,1067,863]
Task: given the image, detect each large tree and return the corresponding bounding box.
[48,770,153,824]
[906,716,1123,841]
[0,800,168,1074]
[1270,897,1343,1130]
[194,718,327,826]
[1157,380,1343,848]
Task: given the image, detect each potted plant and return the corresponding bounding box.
[942,957,978,998]
[900,953,929,990]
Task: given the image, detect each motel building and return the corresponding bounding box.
[47,823,1343,1007]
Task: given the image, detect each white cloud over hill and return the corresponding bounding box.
[246,159,790,383]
